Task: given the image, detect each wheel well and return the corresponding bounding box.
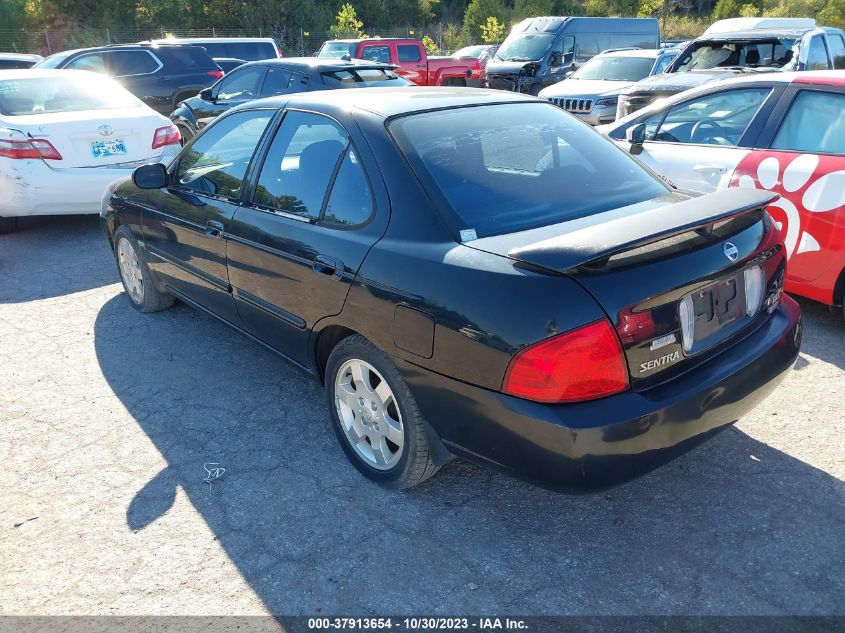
[833,266,845,308]
[105,213,120,249]
[315,325,357,383]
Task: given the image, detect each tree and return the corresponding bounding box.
[479,15,506,43]
[330,3,365,39]
[422,34,440,53]
[513,0,555,20]
[463,0,508,41]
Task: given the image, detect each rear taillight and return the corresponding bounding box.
[502,319,629,403]
[151,125,181,149]
[744,265,765,316]
[207,69,224,79]
[0,137,62,160]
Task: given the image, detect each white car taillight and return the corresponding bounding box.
[744,265,765,317]
[679,295,695,353]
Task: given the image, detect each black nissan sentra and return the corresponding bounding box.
[102,87,801,491]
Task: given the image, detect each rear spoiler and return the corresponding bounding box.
[507,189,777,272]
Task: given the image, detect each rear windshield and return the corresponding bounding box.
[319,42,358,59]
[0,75,141,116]
[321,68,410,87]
[674,38,798,71]
[199,41,277,61]
[389,103,668,238]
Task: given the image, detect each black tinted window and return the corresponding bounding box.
[217,66,263,100]
[320,68,407,87]
[106,51,159,76]
[175,110,273,198]
[260,67,292,96]
[361,45,390,63]
[390,103,667,238]
[807,36,830,70]
[162,47,215,70]
[398,45,421,62]
[253,111,347,219]
[828,34,845,70]
[324,149,372,226]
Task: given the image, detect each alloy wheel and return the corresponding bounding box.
[117,237,144,305]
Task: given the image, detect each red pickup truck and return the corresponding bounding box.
[317,38,482,87]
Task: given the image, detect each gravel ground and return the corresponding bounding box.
[1,215,843,616]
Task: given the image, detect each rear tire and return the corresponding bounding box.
[0,216,18,235]
[112,225,174,313]
[324,335,440,489]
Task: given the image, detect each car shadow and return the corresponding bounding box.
[791,296,844,371]
[93,293,845,615]
[0,215,116,303]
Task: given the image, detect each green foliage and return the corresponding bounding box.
[513,0,556,20]
[330,3,365,38]
[739,2,760,14]
[441,22,469,50]
[585,0,610,14]
[479,15,506,42]
[422,33,440,53]
[463,0,507,41]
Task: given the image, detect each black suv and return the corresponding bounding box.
[34,44,223,115]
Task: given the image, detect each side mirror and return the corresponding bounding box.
[626,123,646,154]
[199,87,214,101]
[133,163,168,189]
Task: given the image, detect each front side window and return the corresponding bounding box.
[550,36,575,66]
[175,110,273,198]
[771,90,845,154]
[106,51,159,76]
[360,46,390,64]
[66,53,106,74]
[398,45,421,62]
[806,36,831,70]
[389,102,668,238]
[217,66,264,100]
[253,111,348,219]
[644,88,771,146]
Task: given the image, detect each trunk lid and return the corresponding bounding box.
[469,188,785,389]
[7,107,169,168]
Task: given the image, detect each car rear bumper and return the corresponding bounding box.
[399,297,801,492]
[0,150,177,218]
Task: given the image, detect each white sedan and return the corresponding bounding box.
[0,69,181,234]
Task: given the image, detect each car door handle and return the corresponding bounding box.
[693,164,728,174]
[312,255,344,278]
[205,220,225,238]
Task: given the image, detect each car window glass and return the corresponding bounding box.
[66,53,106,74]
[288,73,310,93]
[648,88,771,146]
[652,52,676,74]
[806,36,830,70]
[106,51,159,76]
[361,46,390,63]
[771,90,845,154]
[551,36,575,65]
[175,110,273,198]
[218,66,263,100]
[164,47,215,69]
[827,35,845,69]
[253,111,348,219]
[323,148,372,226]
[398,45,421,62]
[260,68,292,96]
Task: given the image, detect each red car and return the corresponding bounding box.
[604,70,845,319]
[317,38,482,87]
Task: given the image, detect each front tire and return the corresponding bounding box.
[113,225,174,313]
[325,335,440,489]
[0,216,18,235]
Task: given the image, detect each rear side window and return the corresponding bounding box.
[161,47,216,70]
[771,90,845,154]
[320,68,407,88]
[106,51,159,76]
[253,111,348,219]
[361,45,390,63]
[260,67,292,96]
[643,88,771,146]
[389,102,667,238]
[806,36,830,70]
[398,45,421,62]
[828,34,845,70]
[324,149,373,226]
[175,110,273,199]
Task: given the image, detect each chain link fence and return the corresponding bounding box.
[0,25,464,58]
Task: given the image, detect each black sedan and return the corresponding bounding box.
[169,57,412,143]
[102,88,801,491]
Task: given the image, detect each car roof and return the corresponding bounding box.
[48,42,207,56]
[324,38,415,44]
[238,86,536,118]
[243,57,397,71]
[703,17,815,36]
[0,52,43,61]
[149,37,277,44]
[695,27,817,40]
[600,48,664,59]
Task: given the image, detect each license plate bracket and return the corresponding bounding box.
[691,274,746,345]
[91,139,127,158]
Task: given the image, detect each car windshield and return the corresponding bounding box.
[495,33,555,62]
[321,68,410,87]
[319,42,358,59]
[0,75,142,116]
[389,103,667,238]
[674,38,797,71]
[573,56,656,81]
